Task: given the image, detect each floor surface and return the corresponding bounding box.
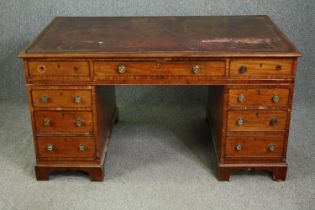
[0,100,314,210]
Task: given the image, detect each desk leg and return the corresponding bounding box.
[35,166,50,181]
[35,165,105,181]
[217,167,231,181]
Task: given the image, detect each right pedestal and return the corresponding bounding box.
[207,85,293,181]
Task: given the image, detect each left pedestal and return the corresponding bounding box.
[27,85,117,181]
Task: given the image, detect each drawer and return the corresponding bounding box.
[161,61,225,76]
[34,111,93,135]
[28,61,89,79]
[94,61,156,77]
[31,89,92,108]
[230,59,293,78]
[37,137,95,158]
[228,88,290,108]
[94,61,225,77]
[227,110,287,132]
[225,136,285,158]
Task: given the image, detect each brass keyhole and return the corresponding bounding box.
[37,65,46,73]
[239,65,247,73]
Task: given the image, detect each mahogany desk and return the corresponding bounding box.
[19,16,301,181]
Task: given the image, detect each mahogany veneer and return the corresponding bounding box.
[19,16,301,181]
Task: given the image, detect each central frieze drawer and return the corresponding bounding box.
[37,137,95,158]
[93,61,225,77]
[34,111,93,135]
[227,110,287,132]
[32,89,92,108]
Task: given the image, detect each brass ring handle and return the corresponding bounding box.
[270,118,278,126]
[37,65,46,73]
[47,144,54,151]
[272,95,280,103]
[41,95,49,103]
[74,96,81,104]
[239,65,247,74]
[75,118,85,127]
[268,144,276,152]
[117,65,126,74]
[192,65,201,74]
[43,118,51,126]
[236,118,244,126]
[235,144,242,151]
[238,94,245,103]
[79,144,87,151]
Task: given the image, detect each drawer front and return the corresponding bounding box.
[28,61,89,79]
[161,61,225,76]
[227,111,287,131]
[34,111,93,135]
[32,89,92,108]
[228,88,290,107]
[230,59,293,78]
[225,136,285,158]
[94,61,225,77]
[37,137,95,158]
[94,61,156,77]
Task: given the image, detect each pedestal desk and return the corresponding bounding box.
[19,16,301,181]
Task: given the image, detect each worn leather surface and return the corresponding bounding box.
[26,16,297,54]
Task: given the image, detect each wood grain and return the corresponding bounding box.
[207,86,226,162]
[227,110,287,132]
[94,61,225,78]
[34,111,94,135]
[225,135,284,158]
[28,60,90,80]
[228,88,290,108]
[32,89,92,108]
[37,137,96,158]
[230,59,294,78]
[160,61,225,76]
[94,61,156,76]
